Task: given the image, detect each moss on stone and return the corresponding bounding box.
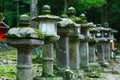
[5,28,45,40]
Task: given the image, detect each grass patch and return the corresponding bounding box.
[0,64,16,79]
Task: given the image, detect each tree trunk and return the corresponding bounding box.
[30,0,38,28]
[101,3,108,27]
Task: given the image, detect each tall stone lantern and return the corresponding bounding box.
[32,5,62,80]
[67,7,84,70]
[78,14,94,68]
[5,14,44,80]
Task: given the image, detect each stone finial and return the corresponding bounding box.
[42,5,51,14]
[0,13,4,21]
[80,13,87,21]
[67,7,76,16]
[80,13,85,17]
[104,22,109,28]
[19,14,30,22]
[19,14,30,27]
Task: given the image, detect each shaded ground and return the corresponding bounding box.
[84,61,120,80]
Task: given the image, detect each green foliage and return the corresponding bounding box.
[0,65,16,79]
[32,54,43,64]
[33,28,45,39]
[78,0,105,7]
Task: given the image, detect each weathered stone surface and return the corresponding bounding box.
[97,42,105,63]
[103,42,111,61]
[69,41,80,69]
[42,43,54,76]
[80,42,89,67]
[56,37,70,68]
[89,44,96,63]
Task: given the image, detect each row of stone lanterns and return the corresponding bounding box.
[4,5,117,80]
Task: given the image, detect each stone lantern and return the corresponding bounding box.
[78,13,94,68]
[57,18,76,69]
[67,7,84,70]
[102,27,113,62]
[89,27,99,67]
[32,5,62,80]
[95,25,109,66]
[5,14,44,80]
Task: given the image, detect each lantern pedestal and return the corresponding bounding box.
[57,26,77,68]
[103,41,111,62]
[89,40,100,67]
[36,35,63,80]
[6,39,44,80]
[69,34,84,70]
[80,40,89,68]
[97,40,109,67]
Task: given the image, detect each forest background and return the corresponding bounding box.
[0,0,120,41]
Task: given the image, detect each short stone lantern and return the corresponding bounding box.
[5,14,44,80]
[32,5,62,80]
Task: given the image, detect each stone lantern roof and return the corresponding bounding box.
[89,28,99,44]
[57,18,79,28]
[89,27,99,33]
[32,5,61,22]
[5,28,44,39]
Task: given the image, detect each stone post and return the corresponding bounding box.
[32,5,62,80]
